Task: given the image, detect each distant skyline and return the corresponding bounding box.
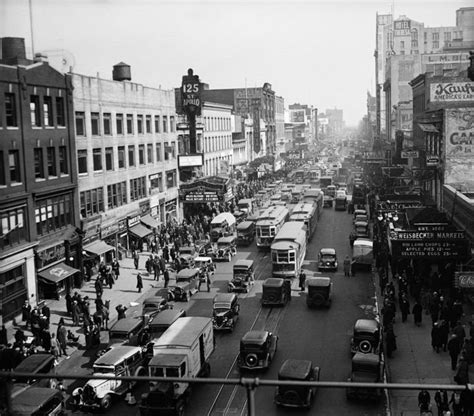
[1,0,472,126]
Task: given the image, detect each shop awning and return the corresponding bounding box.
[418,123,439,133]
[38,262,79,284]
[141,214,160,230]
[129,223,153,239]
[83,240,115,256]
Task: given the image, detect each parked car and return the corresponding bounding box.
[145,308,186,340]
[261,278,290,307]
[72,346,148,410]
[178,245,196,269]
[212,236,237,262]
[13,353,58,389]
[350,221,370,246]
[238,330,278,371]
[346,352,384,401]
[141,296,170,320]
[229,259,255,293]
[306,276,332,308]
[353,214,369,224]
[323,194,333,208]
[274,359,320,408]
[175,268,200,299]
[194,256,215,276]
[99,316,148,356]
[353,209,367,220]
[212,293,240,332]
[236,221,255,246]
[318,248,338,271]
[350,319,381,355]
[11,387,65,416]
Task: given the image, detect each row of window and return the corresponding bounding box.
[77,142,176,175]
[79,172,176,218]
[0,92,66,129]
[75,112,176,137]
[203,116,231,132]
[176,134,232,155]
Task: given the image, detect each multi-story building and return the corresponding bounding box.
[0,37,80,321]
[375,7,474,142]
[274,96,285,170]
[72,63,179,256]
[232,114,254,170]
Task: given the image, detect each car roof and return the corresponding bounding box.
[109,317,143,332]
[242,330,269,343]
[320,248,336,255]
[143,296,166,304]
[218,236,235,243]
[306,277,331,287]
[354,221,369,226]
[263,277,284,287]
[234,259,254,268]
[94,346,142,366]
[11,387,63,413]
[149,353,185,367]
[354,319,379,332]
[14,353,55,373]
[278,359,313,379]
[195,256,212,262]
[237,221,254,229]
[177,268,199,277]
[353,239,373,247]
[213,293,237,303]
[352,352,381,365]
[148,309,185,326]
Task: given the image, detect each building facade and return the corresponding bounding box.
[0,37,80,321]
[72,65,179,257]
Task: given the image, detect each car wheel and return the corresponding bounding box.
[359,340,372,353]
[312,293,325,306]
[101,394,112,410]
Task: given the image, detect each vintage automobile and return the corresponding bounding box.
[194,239,213,256]
[210,212,236,242]
[141,296,170,320]
[350,221,370,246]
[178,245,196,269]
[233,210,247,224]
[11,387,65,416]
[323,194,333,208]
[195,256,215,276]
[236,221,255,246]
[261,278,290,307]
[212,236,237,262]
[306,276,332,308]
[350,319,381,355]
[353,209,368,220]
[346,352,384,401]
[102,316,148,354]
[145,308,186,340]
[175,268,200,299]
[72,346,148,410]
[353,214,369,224]
[274,359,320,409]
[352,238,374,271]
[238,330,278,371]
[13,353,58,389]
[229,259,255,293]
[318,248,338,272]
[212,293,240,332]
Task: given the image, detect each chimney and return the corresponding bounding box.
[1,37,32,65]
[33,52,49,63]
[112,62,131,81]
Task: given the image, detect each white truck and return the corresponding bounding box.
[139,317,215,416]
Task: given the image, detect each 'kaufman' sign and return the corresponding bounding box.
[430,82,474,102]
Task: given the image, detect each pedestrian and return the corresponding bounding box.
[399,294,410,323]
[41,329,52,352]
[454,355,469,385]
[116,304,127,320]
[439,320,449,352]
[385,325,397,358]
[136,273,143,293]
[71,301,81,326]
[107,271,115,289]
[431,322,443,353]
[22,301,31,328]
[450,391,464,416]
[145,256,152,274]
[412,300,423,327]
[153,257,161,281]
[41,303,51,324]
[418,389,431,414]
[112,258,120,279]
[95,295,104,312]
[14,328,26,346]
[50,333,60,359]
[434,389,449,416]
[453,321,466,345]
[65,293,73,316]
[102,302,110,330]
[299,270,306,291]
[134,252,140,270]
[350,259,356,277]
[0,325,7,346]
[163,268,170,288]
[448,334,462,371]
[56,319,68,358]
[343,255,351,277]
[95,278,103,298]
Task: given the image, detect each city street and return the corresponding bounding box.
[62,203,385,416]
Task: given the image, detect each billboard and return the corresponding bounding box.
[178,154,203,168]
[290,109,305,123]
[444,108,474,188]
[431,82,474,102]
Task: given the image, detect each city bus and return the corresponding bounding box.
[302,189,324,220]
[271,221,307,278]
[309,168,321,184]
[255,205,289,248]
[289,202,317,240]
[294,170,306,184]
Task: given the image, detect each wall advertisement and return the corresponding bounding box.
[444,108,474,188]
[431,82,474,102]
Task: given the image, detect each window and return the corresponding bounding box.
[103,113,111,135]
[59,146,68,175]
[5,93,17,127]
[139,144,145,165]
[424,31,427,42]
[46,147,57,177]
[400,41,404,49]
[35,194,72,235]
[166,170,176,189]
[118,146,125,168]
[170,116,175,132]
[79,188,104,218]
[116,113,124,135]
[77,149,87,174]
[433,41,439,49]
[154,115,160,133]
[164,142,169,161]
[432,32,439,41]
[156,143,161,161]
[105,147,114,171]
[149,173,163,193]
[107,181,127,209]
[75,112,85,136]
[147,144,153,164]
[30,95,41,127]
[146,115,151,133]
[93,148,102,171]
[8,150,21,183]
[411,40,418,48]
[128,145,135,167]
[43,96,53,126]
[91,112,100,135]
[34,148,45,179]
[130,177,146,201]
[170,141,176,158]
[1,206,26,249]
[55,97,65,126]
[162,116,168,133]
[444,32,451,42]
[127,114,133,134]
[0,151,5,185]
[137,115,143,134]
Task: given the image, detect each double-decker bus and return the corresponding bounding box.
[255,205,289,248]
[289,202,317,240]
[271,221,307,278]
[302,189,324,220]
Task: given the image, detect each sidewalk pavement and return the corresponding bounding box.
[5,252,171,364]
[375,275,474,416]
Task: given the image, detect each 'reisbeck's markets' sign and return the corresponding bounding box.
[390,230,469,259]
[430,82,474,102]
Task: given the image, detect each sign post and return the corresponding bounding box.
[181,68,202,154]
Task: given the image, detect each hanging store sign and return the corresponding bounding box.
[431,82,474,102]
[36,242,65,269]
[183,191,219,203]
[181,68,202,116]
[178,154,204,168]
[401,150,419,159]
[455,272,474,289]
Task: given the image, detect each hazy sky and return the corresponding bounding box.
[1,0,471,126]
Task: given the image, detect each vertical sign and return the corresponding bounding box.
[181,68,202,116]
[253,106,261,154]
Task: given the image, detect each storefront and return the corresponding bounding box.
[37,262,79,300]
[83,239,116,265]
[165,199,178,223]
[128,212,152,252]
[101,221,119,254]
